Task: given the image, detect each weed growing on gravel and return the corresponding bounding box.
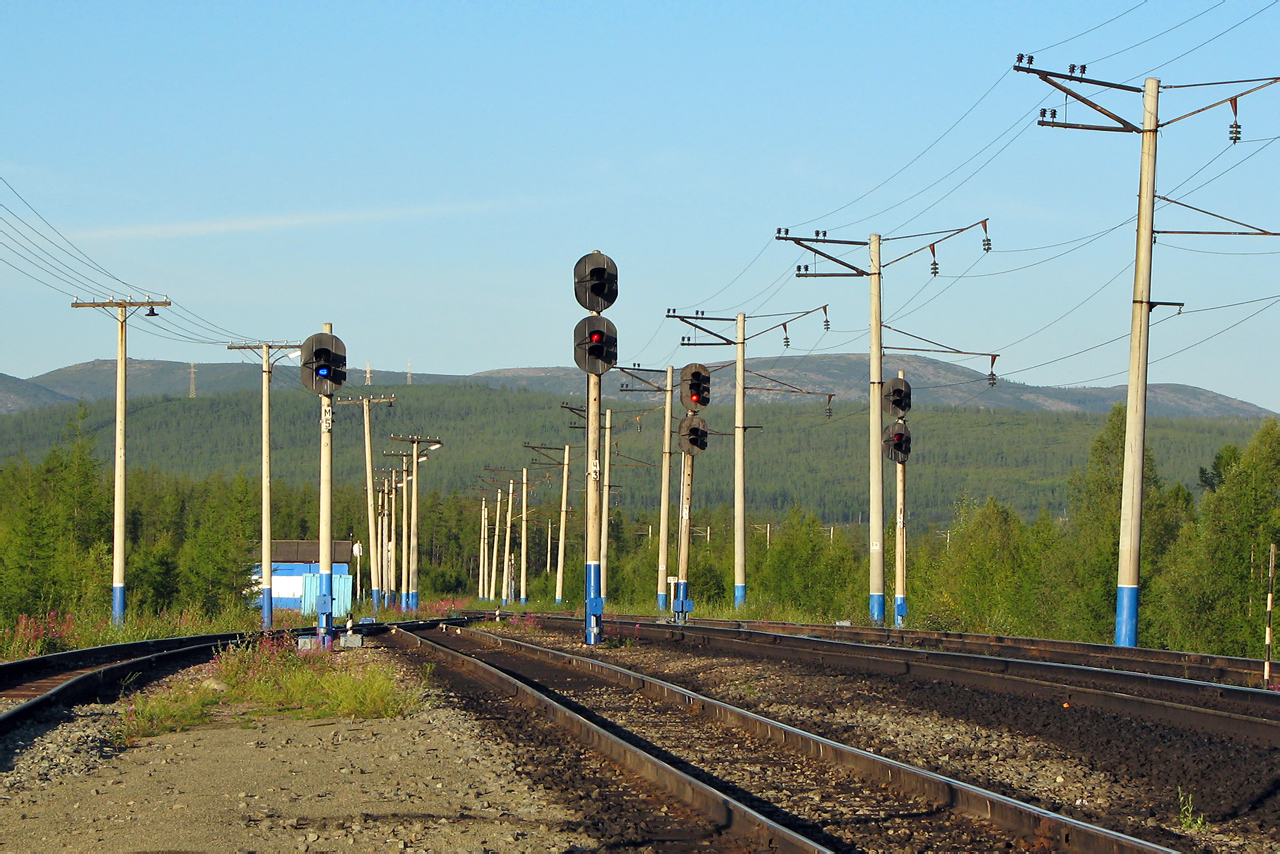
[1177,787,1209,831]
[118,636,420,741]
[118,684,223,742]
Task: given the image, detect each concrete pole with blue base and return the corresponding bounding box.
[260,346,274,630]
[733,313,747,609]
[478,499,488,602]
[894,426,907,629]
[868,234,886,626]
[673,451,695,624]
[111,305,128,625]
[520,467,528,605]
[599,411,612,604]
[584,371,605,644]
[1115,78,1160,648]
[71,297,171,626]
[318,391,335,645]
[397,460,409,609]
[489,485,502,601]
[501,480,514,605]
[407,438,425,612]
[556,444,570,605]
[657,366,673,611]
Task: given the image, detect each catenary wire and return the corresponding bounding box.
[1033,1,1151,53]
[1086,1,1224,66]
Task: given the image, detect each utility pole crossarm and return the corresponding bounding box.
[1159,77,1280,127]
[775,233,870,276]
[616,366,669,393]
[1153,196,1278,236]
[882,220,990,267]
[71,297,172,310]
[666,313,736,345]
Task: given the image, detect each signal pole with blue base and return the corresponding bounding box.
[656,366,674,612]
[584,372,604,644]
[302,324,347,647]
[674,450,696,625]
[520,467,529,605]
[572,250,619,644]
[317,390,335,644]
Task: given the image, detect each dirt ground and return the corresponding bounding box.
[0,646,622,853]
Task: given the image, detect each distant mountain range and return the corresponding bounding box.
[1,354,1271,418]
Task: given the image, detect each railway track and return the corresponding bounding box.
[381,622,1176,853]
[470,614,1280,852]
[682,616,1275,690]
[0,620,469,732]
[0,633,248,730]
[541,616,1280,742]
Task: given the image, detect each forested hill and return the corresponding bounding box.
[0,383,1262,525]
[15,354,1272,418]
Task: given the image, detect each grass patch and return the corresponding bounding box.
[118,635,421,743]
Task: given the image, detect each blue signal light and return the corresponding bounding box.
[317,366,331,377]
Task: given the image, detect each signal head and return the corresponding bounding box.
[573,251,619,312]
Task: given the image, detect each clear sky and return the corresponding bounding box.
[4,2,1279,408]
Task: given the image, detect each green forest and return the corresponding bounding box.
[0,386,1274,658]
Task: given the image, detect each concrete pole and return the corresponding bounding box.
[556,444,570,604]
[501,479,515,605]
[546,518,552,574]
[111,305,127,625]
[734,313,747,608]
[399,460,410,609]
[1266,543,1276,685]
[479,499,488,601]
[489,486,502,601]
[894,370,908,628]
[409,439,421,611]
[868,233,886,625]
[520,467,529,604]
[259,344,274,629]
[674,451,695,624]
[600,409,612,602]
[657,366,674,610]
[1115,77,1161,648]
[584,371,604,644]
[375,485,385,600]
[376,481,386,601]
[362,399,379,610]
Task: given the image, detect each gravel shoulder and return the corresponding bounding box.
[0,644,698,853]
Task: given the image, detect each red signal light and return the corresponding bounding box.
[590,331,604,343]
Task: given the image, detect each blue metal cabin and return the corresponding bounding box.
[251,540,354,617]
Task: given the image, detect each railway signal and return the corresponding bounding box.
[573,316,618,375]
[301,332,347,395]
[883,423,911,463]
[884,377,911,418]
[574,250,619,312]
[679,363,710,411]
[678,414,709,455]
[573,251,619,646]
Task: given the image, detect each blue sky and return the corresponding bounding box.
[4,2,1279,409]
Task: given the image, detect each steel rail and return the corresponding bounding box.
[543,616,1280,747]
[0,619,468,733]
[377,625,830,854]
[0,637,236,731]
[442,625,1172,854]
[665,615,1268,688]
